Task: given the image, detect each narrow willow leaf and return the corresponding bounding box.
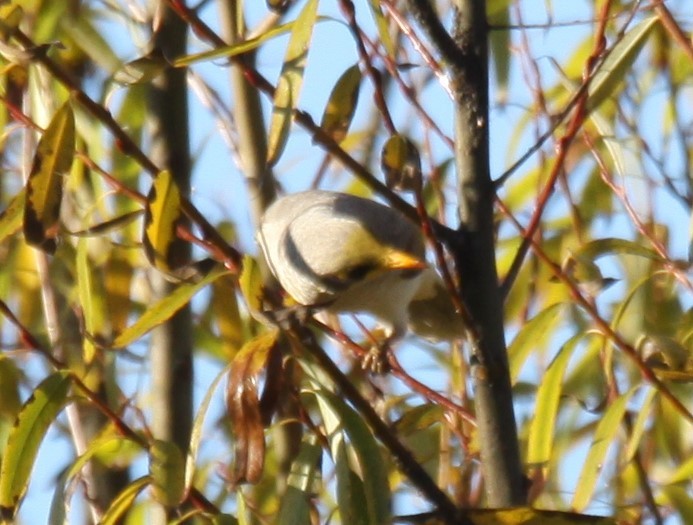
[226,330,281,484]
[527,334,584,466]
[143,170,184,273]
[335,442,369,525]
[0,371,72,516]
[112,265,227,348]
[149,439,186,507]
[278,437,323,525]
[624,388,657,462]
[185,365,229,492]
[366,0,394,58]
[488,3,511,103]
[572,388,635,511]
[0,189,25,243]
[312,388,390,525]
[105,248,134,334]
[212,274,244,358]
[239,254,263,315]
[0,356,21,419]
[173,21,297,67]
[23,102,75,253]
[508,302,565,383]
[76,238,110,362]
[277,487,311,525]
[0,4,22,42]
[267,0,318,166]
[587,16,659,112]
[576,237,664,263]
[99,476,149,525]
[320,64,361,143]
[465,507,616,524]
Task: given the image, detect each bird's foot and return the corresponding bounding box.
[361,341,392,375]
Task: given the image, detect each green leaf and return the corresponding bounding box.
[0,189,25,243]
[23,102,75,254]
[173,21,298,67]
[311,387,390,525]
[572,388,636,511]
[576,237,665,263]
[239,254,263,315]
[76,238,110,362]
[586,16,659,112]
[149,439,186,507]
[624,388,657,462]
[112,265,227,348]
[366,0,394,58]
[508,303,566,383]
[267,0,319,166]
[488,2,511,103]
[320,64,361,143]
[527,334,584,466]
[99,476,149,525]
[185,365,229,492]
[0,371,72,516]
[278,436,322,525]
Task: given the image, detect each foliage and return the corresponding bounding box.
[0,0,690,524]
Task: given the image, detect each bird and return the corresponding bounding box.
[257,190,464,367]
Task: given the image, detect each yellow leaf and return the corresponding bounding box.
[267,0,318,166]
[23,102,75,254]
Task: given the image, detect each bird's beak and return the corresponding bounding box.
[381,249,427,271]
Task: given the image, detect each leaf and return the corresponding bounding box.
[623,388,656,462]
[381,134,422,192]
[572,388,636,511]
[212,274,244,358]
[0,4,22,42]
[226,330,282,484]
[113,49,167,85]
[173,21,298,67]
[185,365,229,492]
[508,303,566,383]
[112,265,227,348]
[586,16,659,112]
[488,2,511,104]
[149,439,186,507]
[99,476,149,525]
[76,238,110,362]
[104,248,134,334]
[23,101,75,254]
[320,64,361,143]
[0,371,72,517]
[267,0,318,166]
[0,356,21,419]
[464,507,616,524]
[278,436,322,525]
[576,237,665,263]
[366,0,394,58]
[239,254,263,315]
[311,387,391,525]
[0,189,25,243]
[527,334,584,466]
[143,170,186,273]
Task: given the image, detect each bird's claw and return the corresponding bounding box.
[361,343,391,374]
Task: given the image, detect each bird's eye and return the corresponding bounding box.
[343,262,376,281]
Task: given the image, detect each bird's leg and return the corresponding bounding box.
[360,326,398,374]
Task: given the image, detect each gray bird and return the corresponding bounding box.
[258,190,464,346]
